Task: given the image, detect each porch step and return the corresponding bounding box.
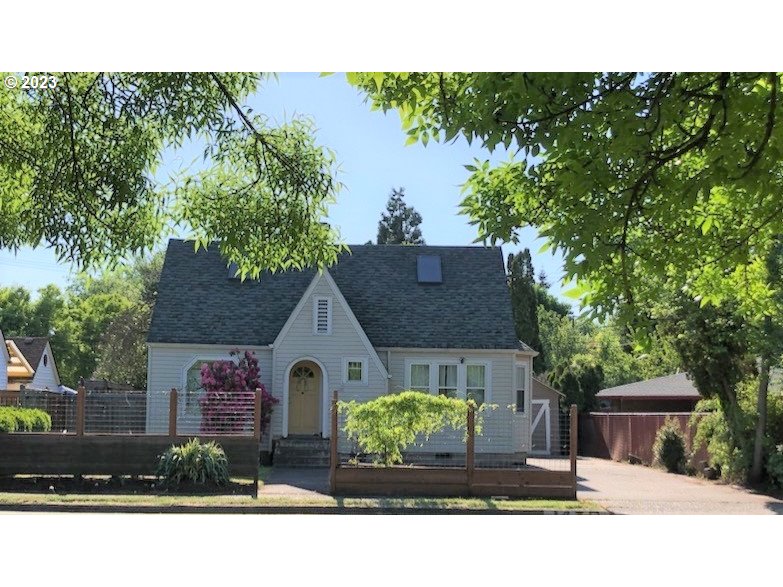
[273,436,331,467]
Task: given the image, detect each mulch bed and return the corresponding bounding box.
[0,475,254,496]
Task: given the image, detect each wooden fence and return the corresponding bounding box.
[0,388,263,492]
[580,412,708,466]
[328,391,578,499]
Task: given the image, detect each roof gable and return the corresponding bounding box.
[596,372,701,399]
[148,240,519,350]
[9,337,49,370]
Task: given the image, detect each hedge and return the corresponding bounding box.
[0,406,52,433]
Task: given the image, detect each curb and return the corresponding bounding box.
[0,503,610,515]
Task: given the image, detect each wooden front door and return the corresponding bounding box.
[288,361,321,435]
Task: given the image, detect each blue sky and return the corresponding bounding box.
[0,73,571,303]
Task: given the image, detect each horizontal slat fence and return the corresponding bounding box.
[329,391,578,499]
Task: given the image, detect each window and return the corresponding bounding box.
[466,364,486,405]
[409,363,430,391]
[42,354,48,367]
[343,357,367,384]
[515,364,526,413]
[185,361,206,415]
[313,297,332,335]
[438,365,458,398]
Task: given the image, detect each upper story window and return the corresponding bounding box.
[313,296,332,335]
[43,354,48,367]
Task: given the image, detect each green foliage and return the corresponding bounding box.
[0,407,52,433]
[0,72,343,275]
[376,187,425,245]
[767,445,783,488]
[348,72,783,325]
[550,356,604,412]
[338,391,482,466]
[653,417,687,473]
[156,438,230,486]
[507,249,543,371]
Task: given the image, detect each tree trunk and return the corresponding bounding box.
[750,352,771,484]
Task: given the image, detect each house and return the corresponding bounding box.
[0,330,61,392]
[595,372,701,413]
[146,239,536,464]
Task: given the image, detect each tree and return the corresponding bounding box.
[349,72,783,482]
[93,253,164,388]
[507,249,543,371]
[376,187,425,245]
[0,72,344,276]
[549,355,604,412]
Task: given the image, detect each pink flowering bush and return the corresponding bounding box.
[199,349,279,435]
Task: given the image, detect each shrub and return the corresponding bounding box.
[768,445,783,488]
[198,350,279,435]
[653,417,687,473]
[339,391,489,466]
[0,409,17,433]
[157,438,230,486]
[0,407,52,433]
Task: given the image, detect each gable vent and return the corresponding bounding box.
[417,255,442,284]
[313,297,332,335]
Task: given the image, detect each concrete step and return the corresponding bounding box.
[273,436,331,467]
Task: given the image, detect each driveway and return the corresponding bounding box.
[577,457,783,514]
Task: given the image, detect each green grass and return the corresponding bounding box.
[0,490,601,511]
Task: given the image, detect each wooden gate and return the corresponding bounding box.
[530,399,551,455]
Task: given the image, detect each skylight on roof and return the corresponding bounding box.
[417,255,442,284]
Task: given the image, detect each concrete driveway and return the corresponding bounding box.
[577,457,783,514]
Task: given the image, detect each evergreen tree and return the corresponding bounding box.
[507,249,544,372]
[376,187,425,245]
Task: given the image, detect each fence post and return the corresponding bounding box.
[253,388,262,441]
[168,389,178,438]
[76,384,86,436]
[569,404,578,491]
[466,404,475,495]
[329,390,338,494]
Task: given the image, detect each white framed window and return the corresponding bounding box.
[466,364,486,406]
[406,359,491,403]
[409,363,430,392]
[342,357,368,385]
[438,364,458,398]
[515,363,527,413]
[313,296,332,335]
[184,361,206,415]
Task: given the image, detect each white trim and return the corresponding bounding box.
[272,271,389,381]
[378,346,524,355]
[147,342,273,351]
[342,356,368,385]
[312,296,333,335]
[281,356,329,438]
[402,358,492,404]
[321,270,390,380]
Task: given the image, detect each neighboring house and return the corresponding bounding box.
[146,239,536,463]
[530,376,565,455]
[595,372,701,412]
[1,334,61,392]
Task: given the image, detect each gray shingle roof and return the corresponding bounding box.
[596,372,701,399]
[8,337,49,369]
[147,240,520,350]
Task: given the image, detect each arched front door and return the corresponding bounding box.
[288,360,321,435]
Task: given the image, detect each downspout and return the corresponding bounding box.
[387,350,391,393]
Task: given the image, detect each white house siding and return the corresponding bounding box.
[146,344,273,441]
[272,275,387,440]
[30,344,59,391]
[382,350,533,457]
